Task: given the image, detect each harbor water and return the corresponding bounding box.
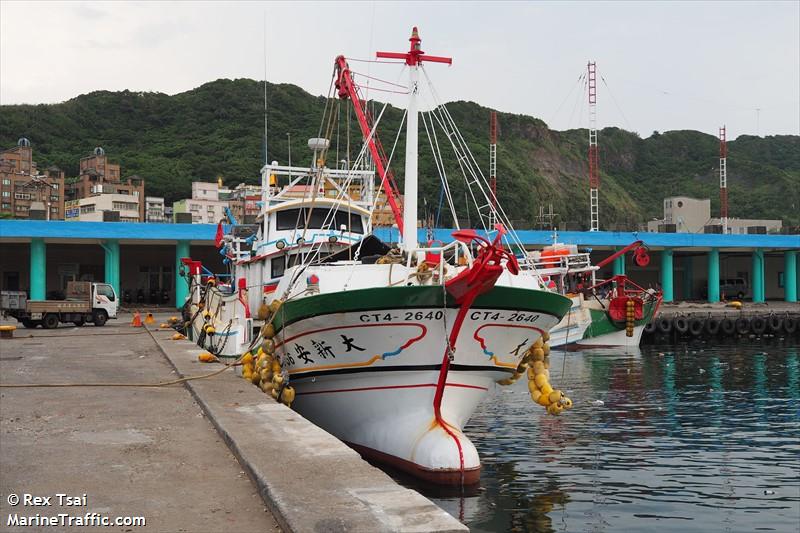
[402,339,800,532]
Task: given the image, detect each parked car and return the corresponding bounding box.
[720,278,748,299]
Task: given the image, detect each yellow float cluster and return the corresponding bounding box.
[625,299,636,337]
[240,300,295,407]
[497,331,573,416]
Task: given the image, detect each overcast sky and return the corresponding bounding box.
[1,1,798,139]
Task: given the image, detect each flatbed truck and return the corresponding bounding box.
[1,281,118,328]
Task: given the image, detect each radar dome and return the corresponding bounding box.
[93,147,105,156]
[17,137,30,147]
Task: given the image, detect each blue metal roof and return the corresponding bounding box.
[0,220,217,241]
[0,220,797,249]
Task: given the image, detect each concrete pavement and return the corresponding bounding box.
[0,319,281,532]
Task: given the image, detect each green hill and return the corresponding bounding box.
[2,78,798,229]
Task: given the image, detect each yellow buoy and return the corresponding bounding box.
[262,338,275,355]
[257,303,270,320]
[532,361,546,375]
[531,348,545,361]
[534,373,549,388]
[241,352,254,365]
[269,299,282,314]
[171,333,186,340]
[561,397,573,409]
[547,402,564,415]
[536,393,551,407]
[542,343,550,357]
[270,360,281,374]
[250,370,262,385]
[542,331,550,342]
[262,323,276,339]
[533,338,544,349]
[527,380,539,394]
[281,386,296,406]
[548,390,563,404]
[272,373,285,387]
[198,352,216,363]
[530,389,542,403]
[540,383,554,397]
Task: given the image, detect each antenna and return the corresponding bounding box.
[587,61,600,232]
[719,125,728,233]
[489,111,498,228]
[264,11,269,165]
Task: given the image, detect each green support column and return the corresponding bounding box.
[175,240,190,309]
[784,250,796,303]
[612,250,625,276]
[707,248,720,303]
[29,238,46,300]
[661,248,674,303]
[102,240,120,296]
[683,255,694,300]
[752,248,765,303]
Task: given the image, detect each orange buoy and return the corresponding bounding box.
[144,313,155,325]
[131,312,143,327]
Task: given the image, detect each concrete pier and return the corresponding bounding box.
[0,317,467,533]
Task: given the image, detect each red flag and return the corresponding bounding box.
[214,223,224,248]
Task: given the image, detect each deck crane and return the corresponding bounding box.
[334,56,405,233]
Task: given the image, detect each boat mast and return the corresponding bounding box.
[377,27,451,252]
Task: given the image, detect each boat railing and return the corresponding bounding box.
[529,253,594,274]
[403,240,473,285]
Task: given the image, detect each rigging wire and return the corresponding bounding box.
[599,73,633,131]
[548,73,585,128]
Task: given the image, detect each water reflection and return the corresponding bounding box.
[401,340,800,532]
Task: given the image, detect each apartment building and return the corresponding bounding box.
[66,147,145,221]
[0,138,66,220]
[145,196,168,223]
[172,181,231,224]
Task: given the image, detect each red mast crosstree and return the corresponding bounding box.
[333,28,451,236]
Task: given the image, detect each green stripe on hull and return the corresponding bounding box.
[582,300,659,339]
[272,285,571,331]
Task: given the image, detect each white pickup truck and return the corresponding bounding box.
[1,281,119,328]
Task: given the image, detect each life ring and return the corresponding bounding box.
[705,317,720,335]
[674,316,689,334]
[644,321,657,334]
[720,317,736,335]
[689,317,704,336]
[750,316,767,335]
[735,317,750,335]
[657,317,672,334]
[767,315,783,333]
[784,316,797,334]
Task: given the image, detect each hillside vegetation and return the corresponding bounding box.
[2,78,797,229]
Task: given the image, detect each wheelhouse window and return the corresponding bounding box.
[271,256,285,279]
[275,208,363,234]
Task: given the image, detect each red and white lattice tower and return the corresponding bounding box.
[588,61,600,231]
[719,125,728,233]
[489,111,498,228]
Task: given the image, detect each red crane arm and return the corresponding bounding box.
[334,55,404,233]
[595,240,644,269]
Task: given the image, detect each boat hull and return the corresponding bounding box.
[575,299,659,347]
[273,285,570,484]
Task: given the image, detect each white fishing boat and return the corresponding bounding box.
[182,28,571,485]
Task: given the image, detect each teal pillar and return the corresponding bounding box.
[784,250,797,302]
[101,240,120,296]
[683,255,694,300]
[613,252,626,276]
[29,238,46,300]
[752,248,765,302]
[175,240,190,309]
[661,248,674,303]
[707,248,720,303]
